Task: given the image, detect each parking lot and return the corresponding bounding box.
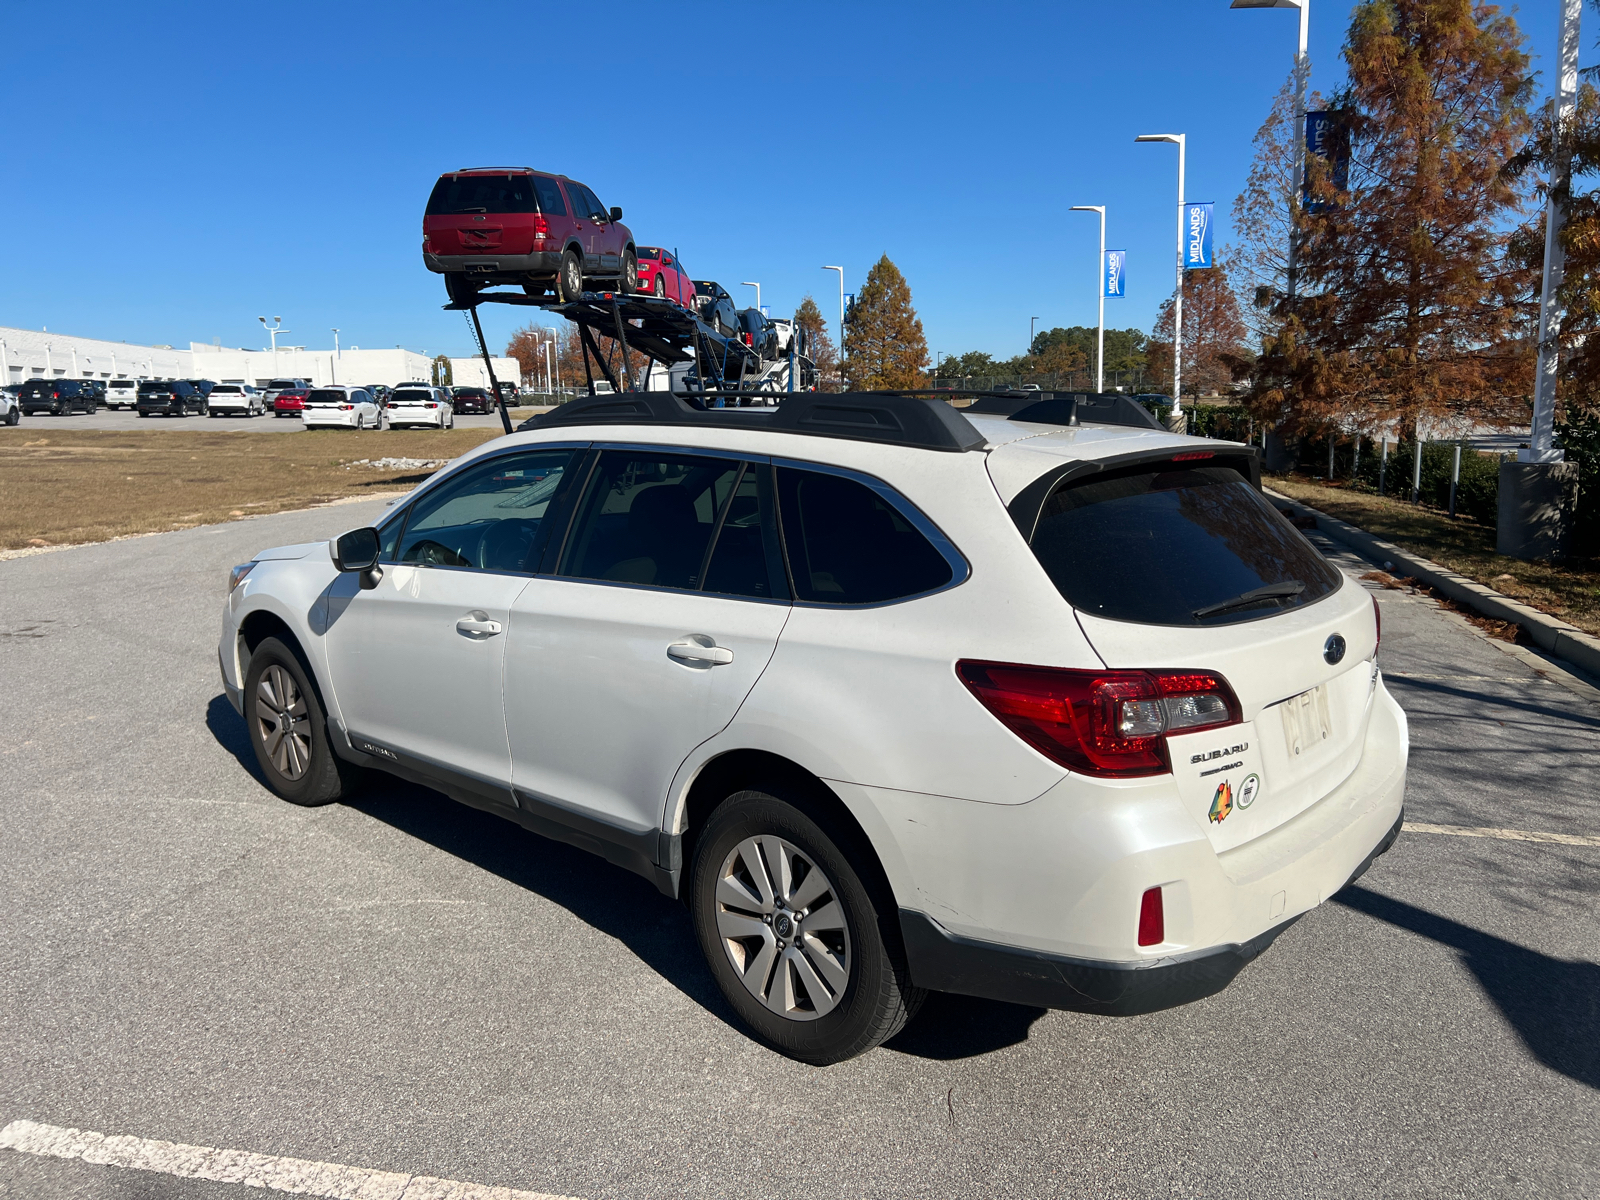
[0,500,1595,1199]
[3,407,535,434]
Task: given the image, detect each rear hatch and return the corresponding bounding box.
[388,388,435,413]
[1002,443,1379,855]
[210,385,245,405]
[423,172,543,258]
[304,389,349,412]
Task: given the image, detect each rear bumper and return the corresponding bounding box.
[900,807,1403,1014]
[303,411,360,426]
[424,251,561,276]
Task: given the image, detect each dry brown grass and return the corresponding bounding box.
[0,428,503,551]
[1269,473,1600,637]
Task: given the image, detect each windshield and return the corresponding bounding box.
[638,248,660,260]
[1028,463,1341,627]
[426,174,539,215]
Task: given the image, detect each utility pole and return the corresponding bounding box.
[1030,316,1041,356]
[1071,205,1107,392]
[1500,0,1581,558]
[1135,134,1186,405]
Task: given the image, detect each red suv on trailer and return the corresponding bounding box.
[636,247,696,308]
[422,168,636,306]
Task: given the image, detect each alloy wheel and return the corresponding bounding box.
[715,835,852,1021]
[255,664,312,781]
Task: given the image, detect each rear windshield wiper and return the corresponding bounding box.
[1193,580,1305,619]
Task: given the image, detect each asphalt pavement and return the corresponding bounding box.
[1,507,1596,1199]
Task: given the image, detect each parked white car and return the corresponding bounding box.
[301,386,381,430]
[105,378,143,410]
[207,384,266,418]
[0,387,19,426]
[219,391,1406,1064]
[385,384,453,429]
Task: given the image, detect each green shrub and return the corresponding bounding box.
[1556,407,1600,557]
[1350,439,1500,525]
[1188,404,1254,442]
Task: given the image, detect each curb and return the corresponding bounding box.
[1265,486,1600,680]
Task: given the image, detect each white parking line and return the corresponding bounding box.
[0,1119,581,1200]
[1405,822,1600,847]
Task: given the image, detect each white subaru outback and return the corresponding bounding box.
[219,390,1407,1064]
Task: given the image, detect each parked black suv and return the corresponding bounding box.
[19,379,96,415]
[136,380,206,417]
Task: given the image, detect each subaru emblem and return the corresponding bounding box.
[1324,634,1347,665]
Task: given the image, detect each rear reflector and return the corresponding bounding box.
[1138,887,1165,946]
[956,661,1241,777]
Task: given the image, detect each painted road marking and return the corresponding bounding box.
[1405,822,1600,848]
[0,1119,581,1200]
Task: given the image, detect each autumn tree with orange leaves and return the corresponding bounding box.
[1249,0,1536,438]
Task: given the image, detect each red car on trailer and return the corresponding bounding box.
[635,248,696,308]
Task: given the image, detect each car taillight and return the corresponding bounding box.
[51,390,59,399]
[531,215,549,238]
[341,404,354,410]
[425,402,438,408]
[742,333,753,346]
[955,661,1242,778]
[1138,887,1165,946]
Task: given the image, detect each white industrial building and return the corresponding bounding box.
[0,325,517,390]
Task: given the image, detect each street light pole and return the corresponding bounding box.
[741,282,761,312]
[258,316,288,380]
[1071,205,1107,392]
[1030,316,1041,356]
[1135,134,1186,406]
[822,266,845,388]
[1231,0,1309,302]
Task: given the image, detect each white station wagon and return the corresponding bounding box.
[219,391,1407,1063]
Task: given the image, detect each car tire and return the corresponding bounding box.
[557,250,583,302]
[4,408,17,426]
[653,275,666,299]
[621,248,639,294]
[445,273,481,306]
[690,786,924,1065]
[244,637,364,806]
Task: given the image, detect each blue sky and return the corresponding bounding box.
[0,1,1588,363]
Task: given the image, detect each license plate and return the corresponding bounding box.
[1279,684,1332,757]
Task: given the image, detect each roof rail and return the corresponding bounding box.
[963,391,1165,431]
[517,391,987,453]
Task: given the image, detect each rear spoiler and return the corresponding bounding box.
[1006,445,1263,542]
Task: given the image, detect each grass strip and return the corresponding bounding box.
[1268,473,1600,637]
[0,428,502,551]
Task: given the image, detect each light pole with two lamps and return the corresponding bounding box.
[258,316,287,380]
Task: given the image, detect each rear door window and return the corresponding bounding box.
[559,451,741,591]
[1028,463,1342,626]
[775,466,955,605]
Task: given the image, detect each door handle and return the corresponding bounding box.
[456,611,503,638]
[667,636,734,666]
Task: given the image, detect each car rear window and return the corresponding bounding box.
[307,390,347,403]
[1028,463,1342,626]
[211,385,242,394]
[391,390,431,403]
[109,380,136,389]
[267,380,300,390]
[137,381,169,393]
[426,174,538,215]
[776,467,953,605]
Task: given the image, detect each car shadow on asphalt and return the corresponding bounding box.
[203,695,1052,1059]
[206,694,268,787]
[1336,885,1600,1091]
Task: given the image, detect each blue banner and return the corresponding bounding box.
[1103,249,1126,298]
[1183,202,1213,270]
[1303,111,1350,212]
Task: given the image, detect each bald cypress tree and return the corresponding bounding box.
[843,256,929,390]
[1253,0,1535,436]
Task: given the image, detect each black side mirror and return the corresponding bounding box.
[609,206,623,223]
[331,527,383,589]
